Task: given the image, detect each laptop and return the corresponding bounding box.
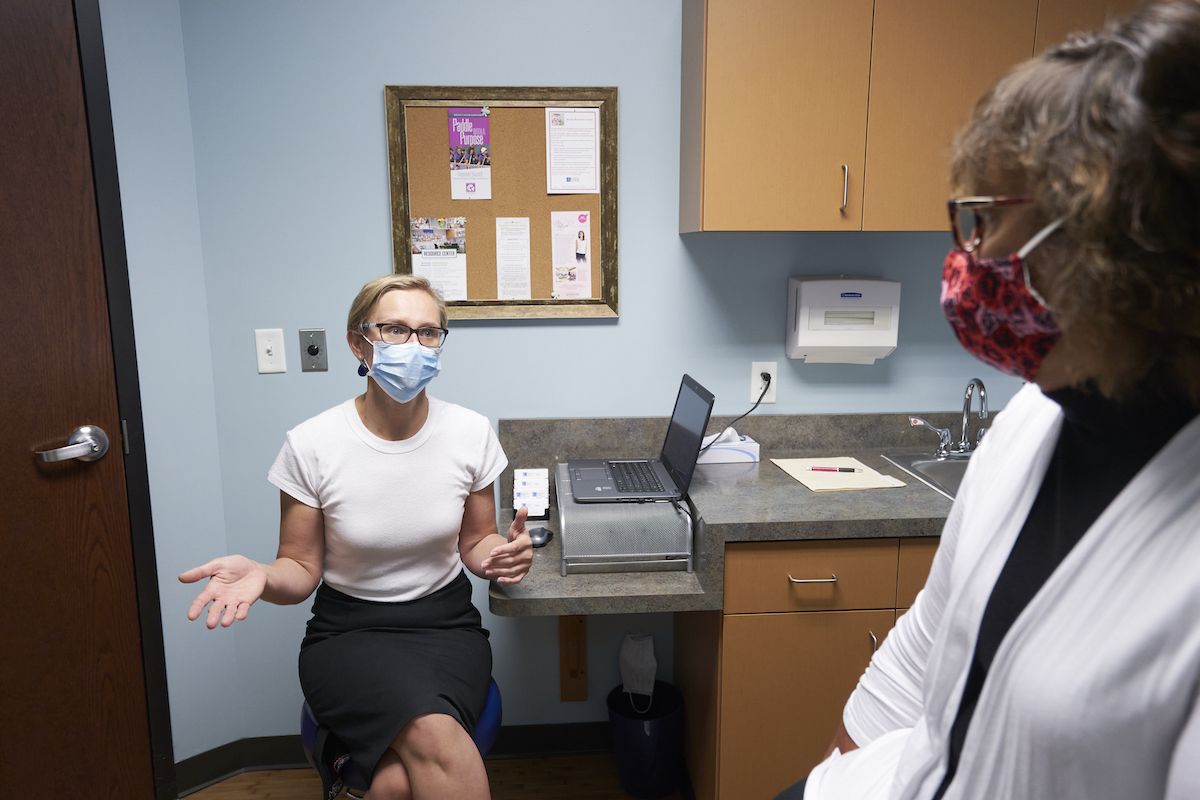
[568,374,715,502]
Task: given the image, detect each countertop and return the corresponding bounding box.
[489,412,966,616]
[690,447,950,542]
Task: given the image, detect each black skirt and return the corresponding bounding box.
[298,570,491,784]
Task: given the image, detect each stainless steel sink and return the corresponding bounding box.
[881,449,971,500]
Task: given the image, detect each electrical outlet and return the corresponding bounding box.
[751,361,777,403]
[254,328,286,374]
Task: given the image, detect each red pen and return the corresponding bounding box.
[808,466,863,473]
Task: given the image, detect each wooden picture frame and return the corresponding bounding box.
[384,86,619,320]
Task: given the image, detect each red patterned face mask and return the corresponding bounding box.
[940,219,1063,381]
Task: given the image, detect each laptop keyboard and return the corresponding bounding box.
[609,461,665,493]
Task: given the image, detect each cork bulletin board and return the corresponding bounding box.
[384,86,619,319]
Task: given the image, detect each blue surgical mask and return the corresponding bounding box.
[365,339,441,404]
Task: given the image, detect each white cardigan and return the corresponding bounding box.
[806,384,1200,800]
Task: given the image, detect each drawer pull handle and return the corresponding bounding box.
[869,630,879,652]
[787,573,838,585]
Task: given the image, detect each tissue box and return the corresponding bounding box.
[696,435,760,464]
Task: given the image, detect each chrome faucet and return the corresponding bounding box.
[909,416,953,457]
[907,378,989,459]
[955,378,988,454]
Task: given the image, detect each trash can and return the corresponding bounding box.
[606,680,684,799]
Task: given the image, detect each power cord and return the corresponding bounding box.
[697,372,771,455]
[670,497,693,524]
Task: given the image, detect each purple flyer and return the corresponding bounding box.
[448,107,492,199]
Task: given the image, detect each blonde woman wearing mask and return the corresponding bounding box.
[182,274,532,800]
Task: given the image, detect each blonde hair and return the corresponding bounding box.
[951,0,1200,401]
[346,274,448,332]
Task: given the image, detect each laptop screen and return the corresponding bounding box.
[659,374,715,495]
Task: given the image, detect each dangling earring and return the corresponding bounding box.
[357,361,369,377]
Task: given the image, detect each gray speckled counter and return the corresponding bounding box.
[490,411,970,617]
[691,448,951,541]
[481,526,722,616]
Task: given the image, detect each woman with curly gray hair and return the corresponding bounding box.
[778,3,1200,799]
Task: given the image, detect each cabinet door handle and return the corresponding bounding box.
[869,630,879,652]
[787,573,837,584]
[839,164,849,213]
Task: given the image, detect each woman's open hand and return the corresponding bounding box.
[481,506,534,585]
[179,555,268,629]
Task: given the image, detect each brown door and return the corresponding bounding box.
[1,0,170,796]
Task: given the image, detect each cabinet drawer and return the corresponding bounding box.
[724,539,898,614]
[896,537,939,610]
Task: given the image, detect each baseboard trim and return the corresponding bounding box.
[176,735,307,796]
[488,721,612,758]
[175,722,613,795]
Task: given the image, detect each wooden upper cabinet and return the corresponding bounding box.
[681,0,874,231]
[681,1,1140,234]
[862,0,1038,230]
[1034,0,1147,53]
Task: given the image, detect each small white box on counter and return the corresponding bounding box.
[696,434,760,464]
[513,468,550,519]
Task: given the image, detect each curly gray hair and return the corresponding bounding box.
[951,0,1200,401]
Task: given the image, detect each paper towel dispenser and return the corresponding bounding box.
[786,277,901,364]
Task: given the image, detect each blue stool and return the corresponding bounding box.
[301,677,502,795]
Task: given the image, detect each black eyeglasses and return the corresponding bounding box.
[948,196,1033,253]
[361,322,449,348]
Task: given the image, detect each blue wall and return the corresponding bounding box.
[99,0,242,760]
[100,0,1022,761]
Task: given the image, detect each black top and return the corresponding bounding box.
[932,383,1197,799]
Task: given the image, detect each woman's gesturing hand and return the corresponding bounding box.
[481,506,534,585]
[179,555,268,629]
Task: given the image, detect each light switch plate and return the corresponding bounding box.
[254,328,286,374]
[299,328,328,372]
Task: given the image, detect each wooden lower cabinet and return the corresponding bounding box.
[676,537,938,800]
[898,537,941,609]
[720,609,895,798]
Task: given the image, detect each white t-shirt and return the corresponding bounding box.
[267,395,507,602]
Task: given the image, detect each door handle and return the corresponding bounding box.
[869,630,879,653]
[839,164,849,213]
[35,425,110,463]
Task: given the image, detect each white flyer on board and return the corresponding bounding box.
[495,217,532,300]
[550,210,592,299]
[410,216,467,301]
[545,107,600,194]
